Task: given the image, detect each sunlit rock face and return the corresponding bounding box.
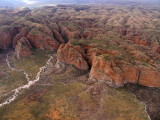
[0,4,159,87]
[57,43,89,70]
[57,42,160,88]
[0,2,160,120]
[15,37,32,59]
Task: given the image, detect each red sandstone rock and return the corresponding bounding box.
[52,29,65,44]
[151,42,160,54]
[56,42,160,88]
[139,67,160,87]
[0,30,12,49]
[0,6,160,88]
[15,37,32,59]
[90,56,123,87]
[90,55,160,87]
[130,50,150,62]
[13,27,30,48]
[27,29,60,50]
[57,43,88,70]
[59,25,83,41]
[121,65,139,83]
[134,36,148,46]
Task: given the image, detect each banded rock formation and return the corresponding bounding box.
[0,5,159,88]
[57,42,160,87]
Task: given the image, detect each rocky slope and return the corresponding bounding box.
[0,4,160,88]
[57,41,160,87]
[0,50,159,120]
[0,3,160,120]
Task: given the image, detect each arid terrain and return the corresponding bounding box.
[0,3,160,120]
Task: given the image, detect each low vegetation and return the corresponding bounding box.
[0,54,149,120]
[11,49,53,79]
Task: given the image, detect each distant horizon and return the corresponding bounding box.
[0,0,160,8]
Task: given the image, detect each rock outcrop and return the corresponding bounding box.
[13,27,30,48]
[0,5,159,88]
[89,56,124,87]
[15,37,32,59]
[27,29,60,50]
[57,42,160,88]
[0,30,12,50]
[139,67,160,87]
[57,43,89,70]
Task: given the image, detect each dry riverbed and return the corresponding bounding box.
[0,49,159,120]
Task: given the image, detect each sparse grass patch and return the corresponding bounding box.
[69,39,79,46]
[45,82,83,120]
[102,86,148,120]
[63,21,79,28]
[48,65,81,82]
[13,49,52,79]
[103,54,111,61]
[29,28,52,39]
[0,99,36,120]
[113,55,125,61]
[0,56,28,95]
[105,43,122,51]
[78,91,96,109]
[0,75,84,120]
[0,70,27,95]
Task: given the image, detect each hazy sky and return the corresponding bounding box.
[19,0,160,4]
[16,0,38,4]
[0,0,160,7]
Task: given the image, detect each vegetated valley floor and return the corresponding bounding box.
[0,3,160,120]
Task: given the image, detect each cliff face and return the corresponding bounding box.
[15,37,32,59]
[0,5,160,87]
[57,42,160,88]
[0,5,160,120]
[0,30,12,49]
[57,43,89,70]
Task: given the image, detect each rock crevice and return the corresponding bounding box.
[57,43,160,88]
